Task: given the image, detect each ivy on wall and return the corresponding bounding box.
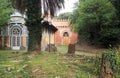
[25,0,42,52]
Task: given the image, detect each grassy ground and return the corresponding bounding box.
[0,46,98,78]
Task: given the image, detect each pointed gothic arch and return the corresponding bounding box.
[63,32,70,45]
[10,25,22,50]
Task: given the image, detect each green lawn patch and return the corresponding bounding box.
[0,46,98,78]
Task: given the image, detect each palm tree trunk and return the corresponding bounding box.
[26,0,42,53]
[13,0,64,52]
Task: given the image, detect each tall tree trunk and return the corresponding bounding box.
[99,53,113,78]
[25,0,42,53]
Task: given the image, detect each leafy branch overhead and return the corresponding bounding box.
[0,0,13,28]
[11,0,64,16]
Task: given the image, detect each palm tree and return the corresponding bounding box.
[11,0,64,52]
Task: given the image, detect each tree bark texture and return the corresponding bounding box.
[68,44,75,54]
[99,53,113,78]
[26,0,42,53]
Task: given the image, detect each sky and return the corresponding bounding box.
[57,0,79,15]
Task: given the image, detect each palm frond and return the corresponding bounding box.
[12,0,64,16]
[43,0,64,16]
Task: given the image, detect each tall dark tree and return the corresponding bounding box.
[70,0,120,48]
[11,0,64,52]
[109,0,120,28]
[110,0,120,16]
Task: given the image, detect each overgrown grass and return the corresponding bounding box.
[57,45,68,54]
[0,46,97,78]
[57,45,97,56]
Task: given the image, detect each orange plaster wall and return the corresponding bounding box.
[22,36,26,47]
[52,19,78,45]
[6,36,10,47]
[54,30,62,45]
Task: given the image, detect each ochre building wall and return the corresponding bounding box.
[51,19,78,45]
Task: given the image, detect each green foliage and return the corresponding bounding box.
[116,50,120,70]
[24,0,43,51]
[93,56,101,75]
[100,49,120,77]
[115,48,120,77]
[72,0,120,47]
[0,46,97,78]
[105,50,116,71]
[69,9,79,31]
[0,0,13,31]
[109,0,120,17]
[57,12,72,19]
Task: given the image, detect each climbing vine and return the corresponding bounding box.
[105,50,116,72]
[25,0,42,52]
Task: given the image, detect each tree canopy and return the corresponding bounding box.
[69,8,79,31]
[0,0,13,31]
[57,12,72,19]
[70,0,120,48]
[110,0,120,15]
